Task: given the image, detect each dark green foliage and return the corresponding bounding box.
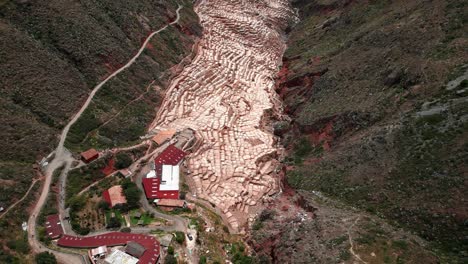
[121,179,141,210]
[98,200,110,211]
[168,246,175,255]
[294,137,313,158]
[0,250,20,264]
[115,153,132,169]
[68,195,90,235]
[35,252,57,264]
[107,217,121,229]
[165,254,177,264]
[228,243,253,264]
[6,233,30,254]
[199,256,207,264]
[174,231,185,244]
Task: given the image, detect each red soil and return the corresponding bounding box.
[101,158,116,176]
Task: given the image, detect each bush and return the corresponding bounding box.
[165,254,177,264]
[174,231,185,244]
[199,256,207,264]
[168,246,174,255]
[115,153,132,169]
[121,179,141,209]
[7,234,30,254]
[107,217,121,229]
[35,252,57,264]
[98,200,110,211]
[120,227,131,233]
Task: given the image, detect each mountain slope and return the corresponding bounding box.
[273,0,467,262]
[0,0,200,261]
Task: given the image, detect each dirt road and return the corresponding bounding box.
[26,5,184,263]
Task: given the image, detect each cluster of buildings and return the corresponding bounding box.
[43,132,190,263]
[58,232,161,264]
[142,144,188,210]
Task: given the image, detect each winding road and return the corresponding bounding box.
[27,5,184,264]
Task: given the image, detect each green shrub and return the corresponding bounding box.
[120,227,131,233]
[115,153,132,169]
[35,252,57,264]
[165,254,177,264]
[168,246,175,255]
[174,231,185,244]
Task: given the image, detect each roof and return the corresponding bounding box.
[160,165,179,191]
[156,199,185,208]
[119,169,132,177]
[90,245,107,256]
[152,129,177,145]
[58,232,160,264]
[125,241,146,258]
[103,185,127,207]
[154,145,186,166]
[45,214,63,239]
[142,178,179,200]
[81,148,99,161]
[104,249,138,264]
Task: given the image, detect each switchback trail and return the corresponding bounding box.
[27,5,183,264]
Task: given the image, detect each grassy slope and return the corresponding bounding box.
[282,0,467,262]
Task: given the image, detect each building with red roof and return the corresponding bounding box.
[102,185,127,208]
[142,177,179,200]
[45,214,64,239]
[57,232,160,264]
[142,145,186,200]
[154,144,186,166]
[81,148,99,163]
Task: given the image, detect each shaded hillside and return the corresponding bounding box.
[273,0,467,262]
[0,0,200,260]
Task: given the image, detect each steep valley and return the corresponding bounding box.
[0,0,466,263]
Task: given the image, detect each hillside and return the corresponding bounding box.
[268,0,467,262]
[0,0,200,261]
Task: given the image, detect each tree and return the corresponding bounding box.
[97,200,110,211]
[199,256,207,264]
[165,254,177,264]
[115,153,132,169]
[174,231,185,244]
[167,246,175,255]
[121,179,141,209]
[107,217,121,229]
[35,252,57,264]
